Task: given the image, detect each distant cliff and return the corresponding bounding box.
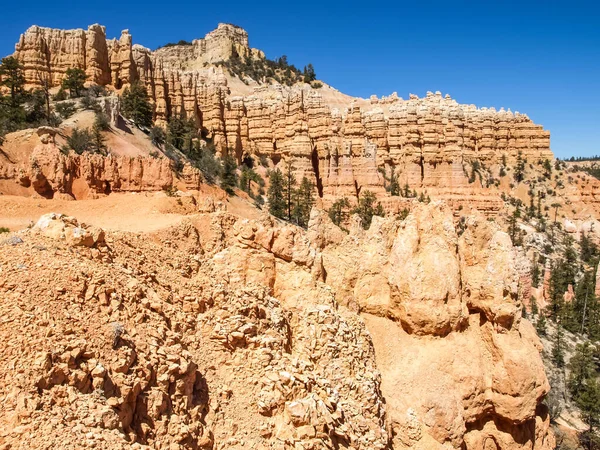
[10,23,553,208]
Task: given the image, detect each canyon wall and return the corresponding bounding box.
[9,23,553,207]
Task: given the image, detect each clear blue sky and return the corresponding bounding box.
[1,0,598,158]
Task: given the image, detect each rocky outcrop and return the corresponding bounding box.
[0,198,554,448]
[10,24,553,211]
[0,128,191,199]
[309,204,555,449]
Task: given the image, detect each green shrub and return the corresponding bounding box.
[80,95,99,111]
[94,112,110,131]
[55,101,77,118]
[0,227,9,233]
[88,85,108,98]
[52,88,68,101]
[195,147,222,183]
[66,128,92,154]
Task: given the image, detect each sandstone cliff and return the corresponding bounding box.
[10,24,553,210]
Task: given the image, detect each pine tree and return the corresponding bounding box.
[387,169,400,196]
[552,324,565,368]
[352,190,383,230]
[581,231,599,265]
[292,176,314,228]
[536,312,547,336]
[528,189,536,218]
[268,168,286,219]
[576,377,600,441]
[121,81,153,127]
[543,158,552,179]
[283,162,296,221]
[514,150,525,182]
[0,57,26,107]
[568,342,597,399]
[532,254,541,288]
[239,166,261,195]
[303,64,316,83]
[531,297,539,316]
[90,122,107,155]
[329,197,350,228]
[62,68,87,98]
[508,207,521,245]
[220,154,238,195]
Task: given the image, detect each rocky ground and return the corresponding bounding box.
[0,196,556,449]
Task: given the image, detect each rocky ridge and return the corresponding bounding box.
[9,23,552,208]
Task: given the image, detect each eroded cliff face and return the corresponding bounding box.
[10,23,553,210]
[0,202,554,449]
[310,204,555,449]
[0,127,202,199]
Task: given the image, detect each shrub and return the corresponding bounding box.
[311,81,323,89]
[220,154,238,195]
[195,147,222,183]
[150,126,166,148]
[80,95,99,111]
[111,322,124,349]
[66,128,92,154]
[88,84,107,98]
[55,101,77,118]
[0,227,9,233]
[94,112,110,131]
[52,88,68,101]
[47,113,62,127]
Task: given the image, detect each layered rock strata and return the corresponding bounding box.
[10,24,553,207]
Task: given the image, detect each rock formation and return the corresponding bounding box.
[0,202,554,449]
[0,126,202,199]
[10,24,553,209]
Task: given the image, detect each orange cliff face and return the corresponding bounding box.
[8,23,553,212]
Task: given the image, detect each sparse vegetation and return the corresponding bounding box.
[121,81,153,127]
[55,101,77,119]
[352,190,384,230]
[61,68,87,98]
[158,40,193,49]
[66,128,92,154]
[216,48,316,87]
[329,197,350,228]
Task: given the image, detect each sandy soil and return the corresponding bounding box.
[0,183,264,233]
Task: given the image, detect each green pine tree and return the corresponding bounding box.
[0,57,26,107]
[352,190,383,230]
[268,168,286,219]
[283,162,297,221]
[121,81,153,127]
[292,176,314,228]
[62,68,87,98]
[220,154,238,195]
[536,312,547,336]
[329,197,350,228]
[552,324,565,368]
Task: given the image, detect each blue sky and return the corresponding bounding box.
[1,0,598,158]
